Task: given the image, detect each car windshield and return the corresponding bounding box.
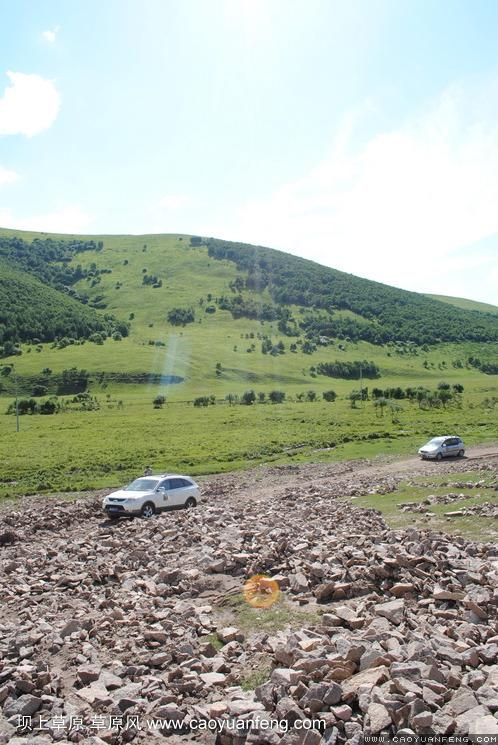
[124,478,159,492]
[426,437,446,446]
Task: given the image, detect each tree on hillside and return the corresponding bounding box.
[153,395,165,408]
[167,307,195,326]
[347,390,362,408]
[374,397,389,417]
[268,390,286,403]
[241,390,256,405]
[322,390,337,402]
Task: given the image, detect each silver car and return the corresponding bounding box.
[418,436,465,461]
[103,474,200,519]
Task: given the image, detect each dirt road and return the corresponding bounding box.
[0,446,497,744]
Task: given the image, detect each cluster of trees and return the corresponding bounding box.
[316,360,380,379]
[56,368,90,394]
[167,307,195,326]
[6,398,59,415]
[468,356,498,375]
[346,382,464,411]
[191,390,337,406]
[142,273,162,288]
[194,395,216,407]
[217,295,282,321]
[0,264,128,349]
[0,235,103,292]
[299,313,382,345]
[204,238,498,344]
[6,391,101,416]
[370,383,463,401]
[261,338,285,355]
[0,233,129,347]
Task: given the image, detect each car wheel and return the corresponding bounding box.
[458,450,464,457]
[184,497,197,509]
[436,453,442,461]
[141,502,156,518]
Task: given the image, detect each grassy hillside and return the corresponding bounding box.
[205,238,498,344]
[0,227,497,497]
[427,293,498,315]
[2,228,498,347]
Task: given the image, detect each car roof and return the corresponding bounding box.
[147,473,195,479]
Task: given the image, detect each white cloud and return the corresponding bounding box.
[208,81,498,304]
[0,166,19,186]
[42,26,60,43]
[158,194,191,210]
[0,71,61,137]
[0,205,93,233]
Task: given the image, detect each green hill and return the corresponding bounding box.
[205,238,498,344]
[0,227,497,498]
[427,293,498,315]
[1,229,497,350]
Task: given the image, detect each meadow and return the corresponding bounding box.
[1,352,497,499]
[0,230,497,499]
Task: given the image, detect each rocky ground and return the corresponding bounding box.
[0,450,497,745]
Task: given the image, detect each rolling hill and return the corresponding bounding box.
[427,293,498,315]
[0,227,497,496]
[1,229,498,353]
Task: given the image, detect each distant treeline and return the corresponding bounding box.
[316,360,380,379]
[468,356,498,375]
[204,238,498,344]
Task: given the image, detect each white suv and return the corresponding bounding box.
[103,474,200,519]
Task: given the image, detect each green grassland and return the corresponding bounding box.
[351,469,498,542]
[427,293,498,315]
[0,229,497,499]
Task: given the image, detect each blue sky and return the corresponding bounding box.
[1,0,497,305]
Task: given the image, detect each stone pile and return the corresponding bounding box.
[0,459,497,744]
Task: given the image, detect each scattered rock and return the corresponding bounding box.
[1,457,497,744]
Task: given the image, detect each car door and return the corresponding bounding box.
[440,438,451,458]
[445,438,458,457]
[168,477,192,506]
[155,478,173,509]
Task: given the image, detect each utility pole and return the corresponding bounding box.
[14,374,20,432]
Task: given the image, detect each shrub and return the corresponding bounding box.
[268,390,285,403]
[32,385,48,397]
[39,399,57,415]
[323,390,337,402]
[241,390,256,405]
[167,307,195,326]
[88,332,105,345]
